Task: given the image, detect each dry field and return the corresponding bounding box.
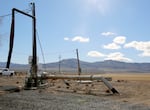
[103,73,150,81]
[105,73,150,105]
[0,73,150,110]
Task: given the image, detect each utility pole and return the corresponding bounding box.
[31,2,38,87]
[76,49,81,75]
[59,55,61,73]
[6,3,47,89]
[6,9,15,69]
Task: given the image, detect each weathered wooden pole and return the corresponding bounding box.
[76,49,81,75]
[59,55,61,73]
[6,9,15,69]
[31,2,38,87]
[6,5,35,69]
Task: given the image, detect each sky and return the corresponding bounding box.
[0,0,150,64]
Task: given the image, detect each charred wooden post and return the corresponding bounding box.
[6,7,35,69]
[30,2,38,87]
[6,9,15,69]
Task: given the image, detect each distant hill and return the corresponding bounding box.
[0,62,29,71]
[1,59,150,73]
[45,59,150,73]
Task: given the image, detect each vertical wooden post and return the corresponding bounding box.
[31,3,38,86]
[6,9,15,69]
[59,55,61,73]
[76,49,81,75]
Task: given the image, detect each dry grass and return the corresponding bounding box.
[101,73,150,106]
[103,73,150,81]
[44,73,150,106]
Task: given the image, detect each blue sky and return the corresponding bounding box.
[0,0,150,64]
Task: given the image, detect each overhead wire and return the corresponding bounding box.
[35,30,77,64]
[1,6,78,65]
[0,14,12,18]
[43,49,76,56]
[36,29,46,70]
[0,8,31,18]
[0,7,32,64]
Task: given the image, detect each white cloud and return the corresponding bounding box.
[87,51,132,62]
[113,36,126,44]
[124,41,150,57]
[87,51,105,57]
[64,36,90,43]
[105,52,132,62]
[64,37,69,41]
[124,41,150,51]
[101,32,116,36]
[103,43,121,49]
[103,36,126,50]
[140,51,150,57]
[72,36,90,43]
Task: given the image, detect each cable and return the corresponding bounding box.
[36,30,77,70]
[36,29,46,70]
[44,49,75,56]
[0,8,31,18]
[0,14,12,18]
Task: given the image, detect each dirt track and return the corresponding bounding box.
[0,74,150,110]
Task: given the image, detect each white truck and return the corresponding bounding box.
[0,68,15,76]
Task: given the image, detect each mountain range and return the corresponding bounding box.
[0,59,150,73]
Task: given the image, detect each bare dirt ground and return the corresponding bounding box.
[0,73,150,110]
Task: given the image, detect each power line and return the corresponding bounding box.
[44,49,75,56]
[0,8,31,18]
[0,14,12,18]
[36,29,46,65]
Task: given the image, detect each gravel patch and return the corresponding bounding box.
[0,90,149,110]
